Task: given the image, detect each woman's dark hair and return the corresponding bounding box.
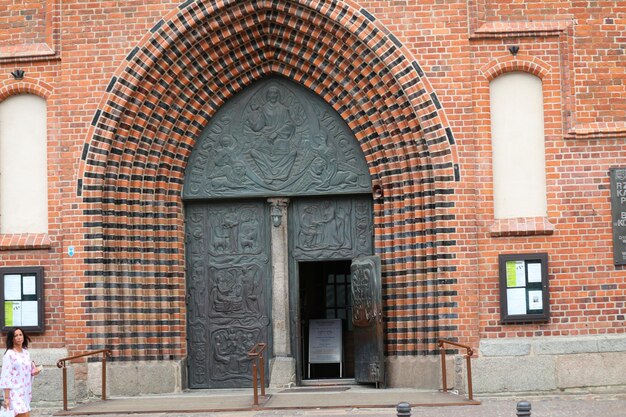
[5,327,31,351]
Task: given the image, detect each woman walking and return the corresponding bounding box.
[0,328,41,417]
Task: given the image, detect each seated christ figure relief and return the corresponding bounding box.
[244,86,298,183]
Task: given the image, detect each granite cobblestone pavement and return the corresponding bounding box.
[32,393,626,417]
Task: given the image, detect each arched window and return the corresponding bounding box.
[0,94,48,233]
[490,72,546,219]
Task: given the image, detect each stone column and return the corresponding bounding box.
[267,198,296,387]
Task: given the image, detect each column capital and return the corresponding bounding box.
[267,198,289,227]
[267,197,289,208]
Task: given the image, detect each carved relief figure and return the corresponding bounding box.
[191,361,207,386]
[213,331,233,374]
[189,260,208,319]
[309,130,339,189]
[210,269,243,313]
[209,135,253,190]
[292,130,360,192]
[239,209,259,252]
[208,207,262,255]
[209,263,267,318]
[352,263,374,326]
[298,205,323,247]
[210,212,236,253]
[241,265,263,316]
[319,200,348,247]
[189,319,208,385]
[245,86,299,182]
[355,201,371,252]
[297,201,351,250]
[316,112,368,187]
[188,207,205,254]
[211,328,258,379]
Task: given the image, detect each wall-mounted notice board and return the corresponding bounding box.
[0,267,45,333]
[498,253,549,324]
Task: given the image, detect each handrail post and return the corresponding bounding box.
[252,361,259,406]
[247,342,267,406]
[439,341,447,393]
[56,349,112,411]
[62,365,68,411]
[437,339,474,402]
[466,353,473,401]
[102,351,107,401]
[259,350,265,398]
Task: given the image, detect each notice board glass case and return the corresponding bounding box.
[498,253,549,324]
[0,267,45,333]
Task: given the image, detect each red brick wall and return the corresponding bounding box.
[468,1,626,341]
[0,0,623,365]
[0,0,47,46]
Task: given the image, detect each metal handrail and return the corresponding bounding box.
[247,343,267,406]
[56,349,112,411]
[437,339,474,401]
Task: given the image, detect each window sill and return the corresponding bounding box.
[0,43,56,61]
[489,217,555,237]
[0,233,52,251]
[565,122,626,140]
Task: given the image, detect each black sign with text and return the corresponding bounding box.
[610,168,626,265]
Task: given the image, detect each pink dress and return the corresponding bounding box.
[0,349,33,416]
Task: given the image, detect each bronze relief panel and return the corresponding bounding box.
[183,76,371,199]
[351,256,385,386]
[185,201,271,388]
[291,196,373,260]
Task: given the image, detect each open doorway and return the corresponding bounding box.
[299,260,354,380]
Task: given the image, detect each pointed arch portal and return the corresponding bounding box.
[77,0,459,381]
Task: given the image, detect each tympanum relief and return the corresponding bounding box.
[184,77,371,199]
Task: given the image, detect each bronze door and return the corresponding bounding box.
[351,255,385,386]
[185,201,271,388]
[289,196,376,382]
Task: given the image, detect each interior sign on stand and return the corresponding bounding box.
[610,168,626,265]
[498,253,549,324]
[308,319,343,378]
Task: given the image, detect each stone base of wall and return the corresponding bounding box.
[30,349,73,406]
[35,336,624,403]
[456,335,626,395]
[87,360,184,398]
[28,350,183,406]
[385,355,454,389]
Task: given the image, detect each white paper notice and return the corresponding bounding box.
[527,263,542,283]
[507,288,527,315]
[515,261,526,287]
[4,275,22,301]
[22,276,36,295]
[21,301,38,326]
[528,290,543,310]
[9,302,22,326]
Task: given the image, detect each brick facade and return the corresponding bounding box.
[0,0,624,393]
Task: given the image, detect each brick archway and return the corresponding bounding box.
[0,77,53,101]
[76,0,459,362]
